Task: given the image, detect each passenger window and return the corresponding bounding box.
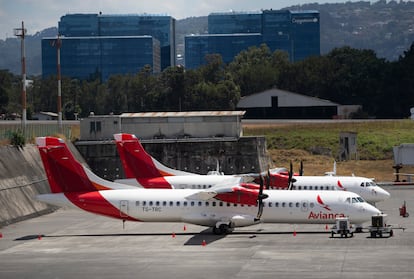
[162,201,167,206]
[183,201,187,206]
[176,201,180,206]
[198,201,202,206]
[310,202,314,208]
[219,202,223,207]
[191,201,195,206]
[289,202,293,207]
[275,202,279,207]
[149,201,153,206]
[205,202,209,206]
[212,202,216,207]
[268,202,272,207]
[304,186,307,190]
[155,201,160,206]
[282,202,286,207]
[143,201,147,206]
[296,202,300,208]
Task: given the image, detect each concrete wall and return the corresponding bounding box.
[75,136,271,180]
[0,144,54,227]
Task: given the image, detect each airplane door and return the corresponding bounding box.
[301,200,309,212]
[120,200,129,217]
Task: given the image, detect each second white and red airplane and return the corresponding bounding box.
[113,133,390,204]
[36,136,381,234]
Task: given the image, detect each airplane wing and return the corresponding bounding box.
[185,182,266,206]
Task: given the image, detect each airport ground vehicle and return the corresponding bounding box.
[368,214,393,238]
[331,217,355,238]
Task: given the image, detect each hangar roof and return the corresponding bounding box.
[237,88,340,108]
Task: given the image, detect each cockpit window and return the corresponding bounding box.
[350,197,365,203]
[360,182,365,187]
[346,197,351,203]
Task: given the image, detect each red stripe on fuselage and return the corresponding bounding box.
[136,177,173,189]
[65,191,140,221]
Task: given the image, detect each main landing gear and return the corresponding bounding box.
[212,222,234,235]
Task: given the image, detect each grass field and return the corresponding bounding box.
[243,120,414,182]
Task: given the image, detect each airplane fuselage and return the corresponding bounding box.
[37,189,380,228]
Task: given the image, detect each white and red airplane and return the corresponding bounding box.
[113,133,390,204]
[36,136,381,234]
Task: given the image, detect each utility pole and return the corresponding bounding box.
[14,21,27,134]
[56,35,62,132]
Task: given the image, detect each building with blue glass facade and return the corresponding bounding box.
[42,13,175,80]
[185,10,320,69]
[42,36,160,81]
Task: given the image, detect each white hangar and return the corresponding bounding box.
[237,88,360,119]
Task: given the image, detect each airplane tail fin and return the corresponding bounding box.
[114,133,164,179]
[37,137,126,193]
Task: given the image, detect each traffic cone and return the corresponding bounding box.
[183,225,187,231]
[293,230,297,236]
[0,232,3,238]
[202,240,207,246]
[38,234,42,240]
[172,232,176,238]
[325,224,329,231]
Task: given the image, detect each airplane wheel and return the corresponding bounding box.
[219,224,229,234]
[213,224,229,235]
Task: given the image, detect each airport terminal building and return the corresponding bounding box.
[185,10,320,69]
[42,13,176,80]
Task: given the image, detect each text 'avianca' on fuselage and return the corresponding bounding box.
[112,133,390,204]
[35,136,381,235]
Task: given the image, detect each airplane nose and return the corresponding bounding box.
[365,203,382,216]
[374,186,391,201]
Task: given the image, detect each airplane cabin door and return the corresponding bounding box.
[120,200,129,217]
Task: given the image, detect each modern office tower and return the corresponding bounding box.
[185,10,320,69]
[42,13,175,80]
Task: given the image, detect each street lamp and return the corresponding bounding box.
[14,21,27,133]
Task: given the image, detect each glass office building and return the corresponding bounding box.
[42,13,175,80]
[42,36,160,81]
[208,12,262,34]
[185,10,320,69]
[185,34,262,69]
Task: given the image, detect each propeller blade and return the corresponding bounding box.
[288,161,294,190]
[299,160,304,176]
[255,175,268,221]
[266,169,271,189]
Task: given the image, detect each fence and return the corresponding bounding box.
[0,120,80,142]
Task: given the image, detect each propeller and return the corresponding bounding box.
[287,161,297,190]
[255,175,268,221]
[299,160,304,176]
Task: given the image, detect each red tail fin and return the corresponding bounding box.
[114,133,164,179]
[36,137,97,193]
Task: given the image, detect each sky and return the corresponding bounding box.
[0,0,376,40]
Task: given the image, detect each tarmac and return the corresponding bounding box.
[0,185,413,279]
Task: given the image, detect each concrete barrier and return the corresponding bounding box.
[0,144,55,227]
